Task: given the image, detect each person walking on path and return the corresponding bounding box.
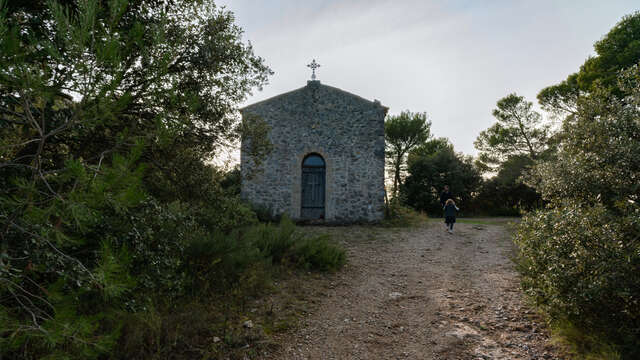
[440,185,453,230]
[440,185,453,208]
[444,199,459,233]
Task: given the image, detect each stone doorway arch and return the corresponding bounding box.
[301,153,325,219]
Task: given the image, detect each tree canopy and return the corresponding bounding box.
[469,155,540,216]
[384,110,431,197]
[402,139,481,215]
[474,93,549,172]
[538,11,640,114]
[517,65,640,358]
[0,0,273,357]
[531,66,640,207]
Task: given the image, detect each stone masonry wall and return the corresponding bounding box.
[240,80,386,223]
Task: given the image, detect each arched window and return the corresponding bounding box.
[302,154,325,167]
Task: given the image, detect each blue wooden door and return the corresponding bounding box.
[301,155,325,219]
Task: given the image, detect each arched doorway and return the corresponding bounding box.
[301,154,325,220]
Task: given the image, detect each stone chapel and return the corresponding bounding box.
[240,65,387,223]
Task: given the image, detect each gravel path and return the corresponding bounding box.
[269,220,561,360]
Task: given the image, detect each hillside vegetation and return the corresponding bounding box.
[0,1,344,358]
[387,12,640,359]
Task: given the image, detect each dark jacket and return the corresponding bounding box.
[440,191,453,206]
[444,203,459,217]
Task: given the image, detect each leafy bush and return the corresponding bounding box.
[515,203,640,356]
[116,217,345,359]
[182,216,346,295]
[250,203,282,223]
[251,216,298,263]
[383,195,427,227]
[468,155,541,216]
[250,216,346,271]
[515,65,640,358]
[184,228,265,296]
[292,236,346,272]
[0,0,270,358]
[219,166,242,196]
[402,141,482,216]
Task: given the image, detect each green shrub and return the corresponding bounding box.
[249,216,346,271]
[133,217,345,359]
[514,64,640,358]
[182,216,346,295]
[219,166,242,196]
[292,235,346,272]
[551,319,622,360]
[250,216,299,263]
[0,0,271,357]
[184,229,266,296]
[383,196,427,227]
[250,203,282,223]
[402,141,482,216]
[515,202,640,357]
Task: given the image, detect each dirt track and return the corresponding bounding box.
[268,220,561,359]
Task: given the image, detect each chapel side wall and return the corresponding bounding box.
[323,107,385,222]
[240,121,293,218]
[241,82,386,223]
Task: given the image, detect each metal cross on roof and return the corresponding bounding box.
[307,59,321,80]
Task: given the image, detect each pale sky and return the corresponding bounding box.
[216,0,638,157]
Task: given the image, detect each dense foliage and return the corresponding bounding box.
[397,93,548,217]
[538,12,640,115]
[384,110,431,197]
[125,216,344,359]
[515,65,640,358]
[0,0,343,358]
[402,138,482,216]
[470,92,549,215]
[469,155,541,216]
[474,93,550,172]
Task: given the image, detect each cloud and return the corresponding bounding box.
[218,0,638,158]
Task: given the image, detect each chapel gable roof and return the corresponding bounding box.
[240,80,388,115]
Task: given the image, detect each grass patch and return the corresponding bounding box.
[550,319,622,360]
[251,216,346,272]
[381,206,429,227]
[292,235,346,271]
[426,216,519,227]
[115,217,345,359]
[455,217,520,225]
